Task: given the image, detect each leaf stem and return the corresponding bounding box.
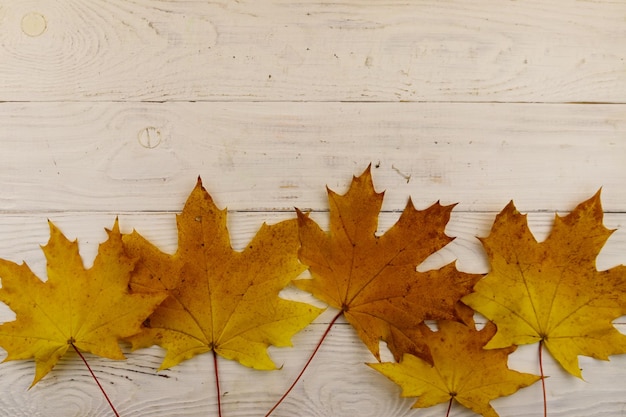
[539,340,547,417]
[445,396,453,417]
[71,343,120,417]
[213,349,223,417]
[264,309,344,417]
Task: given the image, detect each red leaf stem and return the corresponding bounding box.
[265,310,344,417]
[71,343,120,417]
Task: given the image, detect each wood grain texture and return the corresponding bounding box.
[1,0,626,415]
[0,1,624,102]
[0,318,625,417]
[0,211,624,416]
[0,102,624,213]
[0,211,624,285]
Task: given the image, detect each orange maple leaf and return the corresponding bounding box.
[0,221,166,386]
[369,320,540,417]
[463,191,626,377]
[294,166,482,361]
[123,178,323,370]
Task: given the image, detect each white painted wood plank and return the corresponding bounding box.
[0,210,624,416]
[0,1,624,102]
[0,102,624,213]
[1,1,626,415]
[0,318,624,417]
[1,211,624,285]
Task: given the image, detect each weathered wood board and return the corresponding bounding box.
[0,1,625,416]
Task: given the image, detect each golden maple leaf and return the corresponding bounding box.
[462,191,626,377]
[294,166,482,361]
[123,177,323,370]
[369,320,540,417]
[0,220,166,386]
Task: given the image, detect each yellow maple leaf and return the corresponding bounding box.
[295,166,482,361]
[0,220,166,386]
[123,177,323,370]
[462,191,626,377]
[369,320,540,417]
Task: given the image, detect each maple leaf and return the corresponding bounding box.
[294,166,482,361]
[369,320,540,417]
[0,220,166,386]
[123,177,323,371]
[462,191,626,377]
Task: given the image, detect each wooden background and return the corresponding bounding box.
[1,1,625,416]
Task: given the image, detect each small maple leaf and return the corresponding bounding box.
[462,191,626,377]
[369,320,540,417]
[123,177,323,371]
[0,220,166,386]
[294,165,482,361]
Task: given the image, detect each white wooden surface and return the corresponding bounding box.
[0,1,625,416]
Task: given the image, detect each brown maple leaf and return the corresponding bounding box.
[294,166,482,361]
[462,191,626,377]
[369,319,540,417]
[0,220,166,386]
[123,177,323,371]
